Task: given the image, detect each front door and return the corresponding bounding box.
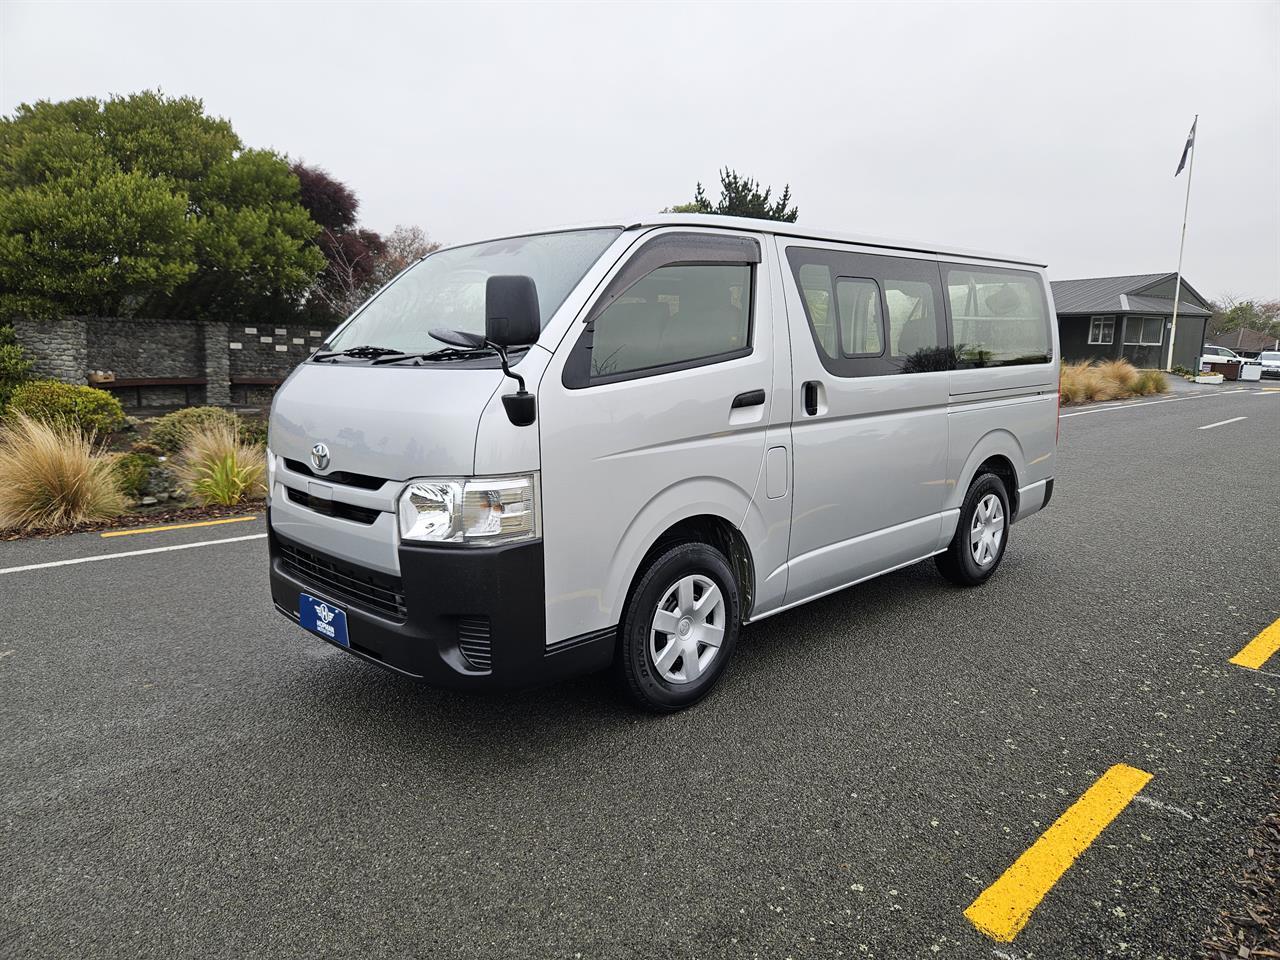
[778,239,950,605]
[538,229,780,645]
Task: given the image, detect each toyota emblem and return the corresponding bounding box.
[310,442,330,471]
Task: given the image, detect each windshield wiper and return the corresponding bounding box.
[370,346,504,365]
[312,344,402,362]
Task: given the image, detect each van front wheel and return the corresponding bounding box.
[935,473,1010,586]
[617,542,741,712]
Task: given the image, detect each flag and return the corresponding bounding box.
[1175,117,1197,177]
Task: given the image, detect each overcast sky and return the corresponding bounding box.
[3,0,1277,300]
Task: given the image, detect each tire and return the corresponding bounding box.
[616,541,741,713]
[934,473,1011,587]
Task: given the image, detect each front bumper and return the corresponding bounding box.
[268,517,613,689]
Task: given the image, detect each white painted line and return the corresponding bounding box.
[1132,793,1209,823]
[1058,391,1234,418]
[0,534,267,576]
[1198,416,1247,430]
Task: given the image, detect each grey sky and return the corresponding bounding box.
[3,0,1277,301]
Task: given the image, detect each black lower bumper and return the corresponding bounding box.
[268,519,613,690]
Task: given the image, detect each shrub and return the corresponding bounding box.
[112,451,162,498]
[148,406,240,454]
[237,418,269,448]
[1059,359,1169,405]
[0,325,33,408]
[1134,369,1168,395]
[129,441,165,457]
[0,414,126,531]
[173,422,266,506]
[5,380,126,434]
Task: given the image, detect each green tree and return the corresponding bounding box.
[0,91,324,320]
[665,167,799,222]
[1208,296,1280,339]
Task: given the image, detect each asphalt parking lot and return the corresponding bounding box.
[3,384,1278,960]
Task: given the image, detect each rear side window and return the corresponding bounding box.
[587,264,752,379]
[945,267,1052,367]
[787,247,948,376]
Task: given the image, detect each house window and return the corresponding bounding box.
[1088,316,1115,345]
[1123,316,1164,346]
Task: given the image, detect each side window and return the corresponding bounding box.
[1123,316,1163,346]
[588,264,752,379]
[835,278,884,356]
[1088,316,1115,345]
[945,267,1052,367]
[787,246,949,377]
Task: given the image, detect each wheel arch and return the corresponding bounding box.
[951,430,1025,519]
[606,480,758,631]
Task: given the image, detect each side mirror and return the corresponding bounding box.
[485,275,540,347]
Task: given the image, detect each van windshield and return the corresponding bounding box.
[326,228,622,353]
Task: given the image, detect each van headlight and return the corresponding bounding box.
[266,448,276,491]
[398,474,538,544]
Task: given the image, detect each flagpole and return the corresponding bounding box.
[1167,114,1197,372]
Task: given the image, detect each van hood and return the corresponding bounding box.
[269,363,504,481]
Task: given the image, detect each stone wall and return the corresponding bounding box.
[87,319,202,379]
[12,316,334,409]
[13,317,88,383]
[227,322,329,379]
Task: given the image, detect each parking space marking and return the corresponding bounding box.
[1197,416,1248,430]
[1229,617,1280,671]
[0,534,267,576]
[964,763,1152,943]
[101,516,258,538]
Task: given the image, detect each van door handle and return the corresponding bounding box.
[802,381,821,416]
[731,389,766,410]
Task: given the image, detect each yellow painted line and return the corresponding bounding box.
[1230,617,1280,671]
[101,516,258,538]
[964,763,1153,942]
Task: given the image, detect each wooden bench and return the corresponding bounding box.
[100,377,208,407]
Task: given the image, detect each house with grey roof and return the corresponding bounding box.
[1050,273,1212,370]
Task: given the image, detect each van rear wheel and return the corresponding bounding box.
[616,542,741,712]
[935,473,1010,586]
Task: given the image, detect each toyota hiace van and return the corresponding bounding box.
[267,215,1058,711]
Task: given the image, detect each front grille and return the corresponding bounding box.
[285,486,380,525]
[457,617,492,672]
[278,540,407,619]
[283,458,388,491]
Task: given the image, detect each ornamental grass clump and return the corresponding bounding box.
[0,414,126,531]
[1059,359,1168,405]
[173,422,266,506]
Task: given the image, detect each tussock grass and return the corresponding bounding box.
[1059,359,1168,405]
[0,414,126,531]
[173,423,266,506]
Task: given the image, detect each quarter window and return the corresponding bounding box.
[945,268,1052,366]
[1088,316,1115,345]
[588,264,752,378]
[1123,316,1164,346]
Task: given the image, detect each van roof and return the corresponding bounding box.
[513,214,1046,269]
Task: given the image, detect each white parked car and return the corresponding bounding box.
[1257,350,1280,378]
[1201,344,1244,367]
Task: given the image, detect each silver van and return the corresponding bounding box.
[267,215,1058,711]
